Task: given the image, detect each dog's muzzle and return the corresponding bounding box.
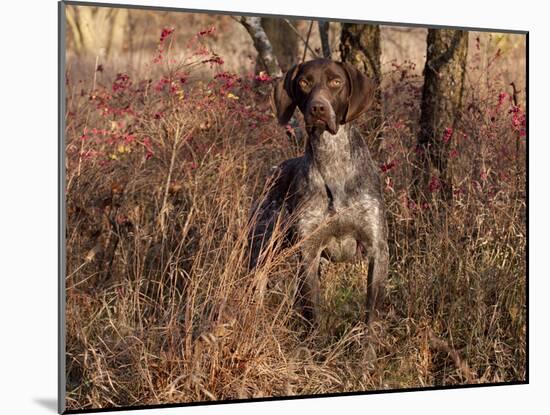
[305,96,338,135]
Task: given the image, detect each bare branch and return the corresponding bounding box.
[302,21,314,62]
[282,19,319,59]
[318,20,331,58]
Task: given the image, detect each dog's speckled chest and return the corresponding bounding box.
[293,125,383,250]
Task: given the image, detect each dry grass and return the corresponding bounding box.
[63,21,526,411]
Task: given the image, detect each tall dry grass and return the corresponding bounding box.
[64,26,526,410]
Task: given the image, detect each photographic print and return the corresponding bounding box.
[60,1,527,412]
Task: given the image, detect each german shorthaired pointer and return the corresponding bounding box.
[249,58,388,327]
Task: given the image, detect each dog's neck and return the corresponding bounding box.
[305,123,358,204]
[306,123,354,172]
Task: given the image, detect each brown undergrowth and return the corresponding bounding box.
[64,27,526,410]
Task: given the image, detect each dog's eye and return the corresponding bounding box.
[329,78,342,88]
[298,79,309,89]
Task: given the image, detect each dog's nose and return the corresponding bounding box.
[310,102,326,117]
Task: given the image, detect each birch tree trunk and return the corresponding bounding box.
[240,16,282,78]
[239,16,305,147]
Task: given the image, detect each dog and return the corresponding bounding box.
[248,58,388,327]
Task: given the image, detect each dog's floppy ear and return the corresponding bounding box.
[271,64,301,125]
[341,62,377,123]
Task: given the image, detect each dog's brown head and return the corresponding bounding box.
[272,58,376,135]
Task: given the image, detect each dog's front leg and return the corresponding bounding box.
[365,242,389,325]
[296,249,322,327]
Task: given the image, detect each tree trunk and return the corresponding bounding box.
[340,24,383,149]
[340,24,381,82]
[66,6,128,58]
[240,16,305,147]
[240,16,282,78]
[415,29,468,202]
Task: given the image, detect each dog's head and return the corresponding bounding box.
[271,58,376,135]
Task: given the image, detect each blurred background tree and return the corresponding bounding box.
[258,18,299,72]
[66,6,128,58]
